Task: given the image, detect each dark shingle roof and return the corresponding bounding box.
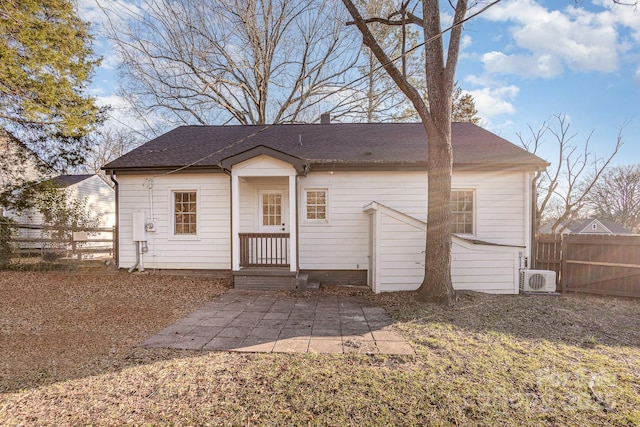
[103,122,547,172]
[47,174,94,188]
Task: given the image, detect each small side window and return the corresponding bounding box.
[173,191,197,235]
[304,188,328,222]
[451,190,474,234]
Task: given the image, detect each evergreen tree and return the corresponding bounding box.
[0,0,102,169]
[451,86,480,124]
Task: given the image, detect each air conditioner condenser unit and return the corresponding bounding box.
[520,270,557,293]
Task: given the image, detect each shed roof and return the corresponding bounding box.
[103,122,547,172]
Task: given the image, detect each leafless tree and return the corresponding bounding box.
[343,0,422,123]
[99,0,360,130]
[518,114,623,233]
[584,164,640,232]
[72,128,141,182]
[342,0,500,304]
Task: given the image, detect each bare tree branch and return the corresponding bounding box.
[518,114,624,233]
[99,0,360,129]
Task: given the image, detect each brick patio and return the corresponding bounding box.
[139,289,414,355]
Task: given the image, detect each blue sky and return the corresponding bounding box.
[79,0,640,166]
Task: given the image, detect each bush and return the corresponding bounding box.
[0,220,14,268]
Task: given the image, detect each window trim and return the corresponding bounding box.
[450,189,476,236]
[302,187,330,225]
[169,188,201,240]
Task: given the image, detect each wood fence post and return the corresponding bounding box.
[561,234,568,293]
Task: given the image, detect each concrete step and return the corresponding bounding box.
[233,268,298,291]
[233,269,320,291]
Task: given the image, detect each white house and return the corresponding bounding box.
[0,130,53,209]
[2,174,115,229]
[46,174,116,230]
[1,131,115,229]
[540,218,634,235]
[103,122,548,293]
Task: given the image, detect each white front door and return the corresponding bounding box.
[259,190,288,233]
[256,189,288,265]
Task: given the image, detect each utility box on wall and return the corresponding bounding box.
[132,210,147,242]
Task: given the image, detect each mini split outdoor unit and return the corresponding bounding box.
[519,270,557,293]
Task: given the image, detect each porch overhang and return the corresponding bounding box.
[218,145,309,175]
[226,147,300,276]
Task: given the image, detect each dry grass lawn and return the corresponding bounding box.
[1,270,639,426]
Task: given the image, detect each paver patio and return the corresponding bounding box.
[139,289,414,355]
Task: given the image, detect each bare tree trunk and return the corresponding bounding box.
[420,128,455,302]
[342,0,468,305]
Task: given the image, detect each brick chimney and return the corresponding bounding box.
[320,113,331,124]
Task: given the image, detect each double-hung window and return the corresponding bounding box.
[173,191,197,235]
[304,188,328,222]
[450,190,474,234]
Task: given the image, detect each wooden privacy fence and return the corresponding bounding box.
[535,233,640,298]
[0,221,115,262]
[535,234,563,286]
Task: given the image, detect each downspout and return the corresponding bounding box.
[295,174,300,274]
[296,162,309,274]
[108,170,119,267]
[221,167,233,273]
[128,241,140,273]
[530,171,538,269]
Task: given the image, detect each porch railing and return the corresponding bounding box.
[239,233,290,267]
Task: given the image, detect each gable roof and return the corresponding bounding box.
[46,174,95,188]
[103,122,547,173]
[540,218,634,235]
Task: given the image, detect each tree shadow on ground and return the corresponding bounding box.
[368,289,640,350]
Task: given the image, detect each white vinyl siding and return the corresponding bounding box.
[298,171,427,271]
[116,167,529,290]
[365,202,521,294]
[238,178,288,232]
[117,173,230,270]
[298,170,527,271]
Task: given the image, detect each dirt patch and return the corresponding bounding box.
[0,270,229,392]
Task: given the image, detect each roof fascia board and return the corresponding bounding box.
[104,166,224,175]
[218,145,308,174]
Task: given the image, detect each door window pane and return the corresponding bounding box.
[263,193,282,226]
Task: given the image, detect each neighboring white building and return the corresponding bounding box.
[0,130,53,214]
[46,174,116,229]
[540,218,634,235]
[2,174,115,229]
[104,122,548,294]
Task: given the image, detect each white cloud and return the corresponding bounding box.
[467,85,520,119]
[460,34,472,51]
[77,0,144,72]
[478,0,629,78]
[76,0,142,30]
[593,0,640,42]
[96,94,147,133]
[482,51,563,78]
[635,67,640,84]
